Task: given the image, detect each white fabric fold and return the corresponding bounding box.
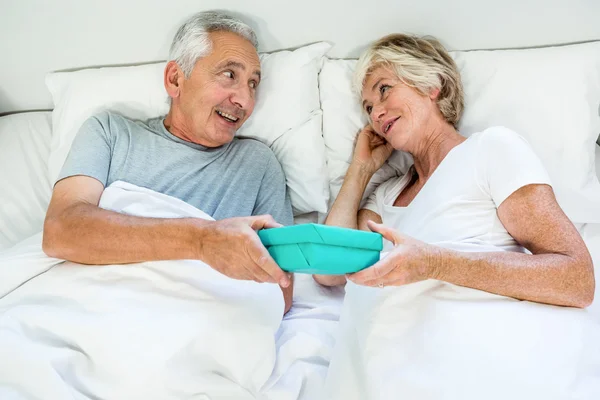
[325,244,600,400]
[0,181,285,400]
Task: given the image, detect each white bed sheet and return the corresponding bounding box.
[0,182,345,399]
[582,222,600,318]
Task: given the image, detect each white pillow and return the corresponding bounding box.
[46,42,331,216]
[0,112,52,250]
[319,59,412,212]
[455,42,600,223]
[596,145,600,179]
[320,41,600,223]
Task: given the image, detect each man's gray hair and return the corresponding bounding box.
[169,11,258,78]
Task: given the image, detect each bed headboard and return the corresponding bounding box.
[1,0,599,114]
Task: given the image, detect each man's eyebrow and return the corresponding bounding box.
[217,60,261,79]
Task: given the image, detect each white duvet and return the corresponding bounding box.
[325,269,600,400]
[0,181,289,399]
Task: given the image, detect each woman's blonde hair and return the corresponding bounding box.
[353,34,464,126]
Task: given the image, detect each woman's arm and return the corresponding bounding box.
[314,127,392,286]
[314,171,382,286]
[349,184,594,308]
[325,164,376,229]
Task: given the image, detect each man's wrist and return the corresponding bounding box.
[187,218,215,260]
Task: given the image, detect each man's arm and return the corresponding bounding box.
[43,175,291,287]
[44,176,200,263]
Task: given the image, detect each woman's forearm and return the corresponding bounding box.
[316,164,375,287]
[434,248,595,308]
[325,164,374,229]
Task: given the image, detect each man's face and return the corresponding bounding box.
[175,31,260,147]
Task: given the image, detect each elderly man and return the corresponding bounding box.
[42,11,294,311]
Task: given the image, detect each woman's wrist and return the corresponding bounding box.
[425,245,450,281]
[347,162,377,181]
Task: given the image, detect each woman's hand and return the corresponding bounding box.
[352,125,394,175]
[347,220,440,287]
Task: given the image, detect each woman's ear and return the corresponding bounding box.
[164,61,183,99]
[429,87,441,100]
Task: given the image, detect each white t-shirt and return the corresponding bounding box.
[363,126,552,253]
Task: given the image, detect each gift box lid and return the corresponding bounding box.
[258,223,383,251]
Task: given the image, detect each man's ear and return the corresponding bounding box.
[429,87,441,100]
[164,61,183,99]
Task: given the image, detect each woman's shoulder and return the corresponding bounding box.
[468,126,531,148]
[464,126,538,164]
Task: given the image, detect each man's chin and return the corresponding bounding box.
[211,130,236,146]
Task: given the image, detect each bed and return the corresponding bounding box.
[1,7,600,399]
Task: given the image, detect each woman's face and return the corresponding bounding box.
[361,66,440,152]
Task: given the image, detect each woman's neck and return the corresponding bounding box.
[411,122,465,180]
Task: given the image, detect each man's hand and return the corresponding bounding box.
[198,215,292,288]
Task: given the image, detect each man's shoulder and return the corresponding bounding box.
[230,138,277,160]
[232,137,271,151]
[87,111,145,129]
[81,111,158,142]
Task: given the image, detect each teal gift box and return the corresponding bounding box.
[258,223,383,275]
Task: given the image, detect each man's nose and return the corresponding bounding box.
[230,86,253,111]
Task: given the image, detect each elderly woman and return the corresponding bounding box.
[314,34,594,308]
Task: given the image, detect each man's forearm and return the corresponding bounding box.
[434,248,594,308]
[43,203,209,265]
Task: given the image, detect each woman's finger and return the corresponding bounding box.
[347,255,397,284]
[367,220,400,245]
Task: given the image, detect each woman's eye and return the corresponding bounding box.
[249,80,258,89]
[366,105,373,114]
[380,84,390,95]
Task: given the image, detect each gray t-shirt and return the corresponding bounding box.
[58,111,293,225]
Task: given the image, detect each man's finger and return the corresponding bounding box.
[249,215,283,230]
[231,268,253,281]
[244,261,275,283]
[247,235,290,287]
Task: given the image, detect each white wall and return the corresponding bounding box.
[1,0,599,113]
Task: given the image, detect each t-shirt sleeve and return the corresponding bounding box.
[362,188,380,214]
[56,113,113,186]
[253,151,294,226]
[361,176,401,214]
[478,127,552,207]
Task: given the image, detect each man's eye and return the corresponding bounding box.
[223,70,234,79]
[366,105,373,114]
[249,80,258,89]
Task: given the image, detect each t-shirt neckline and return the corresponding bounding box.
[385,138,468,210]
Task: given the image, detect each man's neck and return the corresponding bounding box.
[163,108,217,147]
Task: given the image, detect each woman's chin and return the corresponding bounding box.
[389,135,409,152]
